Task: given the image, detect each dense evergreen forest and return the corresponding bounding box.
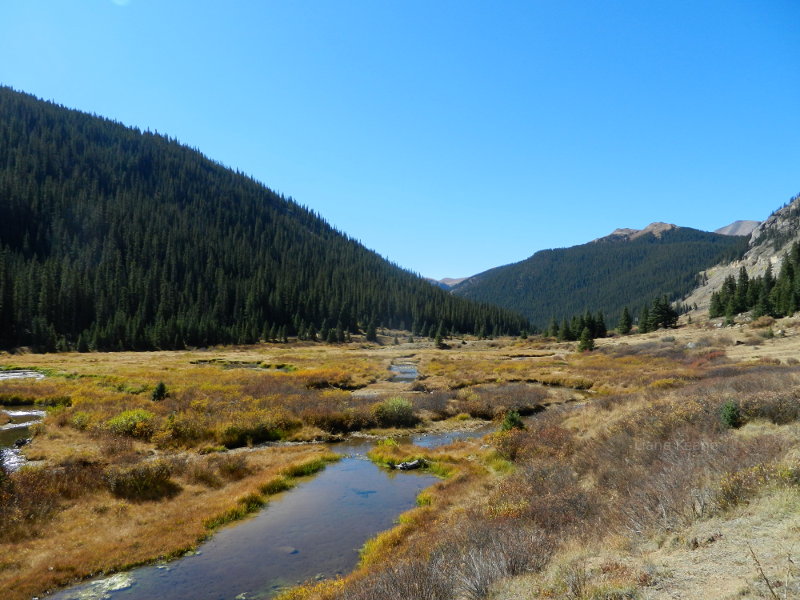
[0,87,528,351]
[452,227,748,329]
[710,241,800,320]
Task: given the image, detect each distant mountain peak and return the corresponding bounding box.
[594,222,677,243]
[426,277,467,290]
[714,220,760,237]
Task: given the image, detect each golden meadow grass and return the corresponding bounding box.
[4,324,800,600]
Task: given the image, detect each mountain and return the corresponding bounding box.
[684,193,800,312]
[451,224,748,327]
[426,277,467,289]
[715,220,760,237]
[592,222,677,243]
[0,87,528,351]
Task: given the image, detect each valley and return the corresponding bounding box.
[2,315,800,600]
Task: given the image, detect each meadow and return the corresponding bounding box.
[2,319,800,599]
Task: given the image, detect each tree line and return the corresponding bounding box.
[0,87,529,351]
[709,241,800,321]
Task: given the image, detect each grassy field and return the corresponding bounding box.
[3,318,800,600]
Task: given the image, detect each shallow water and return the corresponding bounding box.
[49,429,487,600]
[389,363,418,382]
[0,370,47,469]
[0,407,46,471]
[0,369,45,381]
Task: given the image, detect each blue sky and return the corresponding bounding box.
[2,1,799,279]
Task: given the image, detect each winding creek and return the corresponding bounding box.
[1,363,494,599]
[48,430,483,600]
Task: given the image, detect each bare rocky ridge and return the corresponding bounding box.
[593,222,678,243]
[714,220,759,237]
[684,194,800,312]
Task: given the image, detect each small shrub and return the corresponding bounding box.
[501,410,525,431]
[151,381,168,402]
[373,397,418,427]
[71,411,91,431]
[186,461,222,488]
[720,400,742,429]
[213,454,251,480]
[751,316,775,329]
[105,460,178,501]
[218,422,281,448]
[106,409,156,439]
[717,464,777,510]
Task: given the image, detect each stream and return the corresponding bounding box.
[48,427,490,600]
[0,370,47,472]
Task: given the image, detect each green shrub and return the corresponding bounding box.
[720,400,742,429]
[501,410,525,431]
[106,409,157,439]
[151,381,168,401]
[373,397,418,427]
[71,411,91,431]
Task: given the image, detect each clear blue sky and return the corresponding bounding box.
[2,1,799,280]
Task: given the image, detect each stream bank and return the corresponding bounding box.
[47,428,488,600]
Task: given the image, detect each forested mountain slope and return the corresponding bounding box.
[0,87,527,351]
[452,224,748,327]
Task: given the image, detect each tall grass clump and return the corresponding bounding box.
[204,492,267,530]
[105,460,178,501]
[280,453,340,478]
[373,397,418,428]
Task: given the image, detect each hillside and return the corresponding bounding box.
[451,223,748,327]
[684,193,800,313]
[0,87,528,351]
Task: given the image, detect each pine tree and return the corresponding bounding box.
[578,327,594,352]
[617,306,632,335]
[639,305,651,333]
[151,381,168,402]
[558,319,573,342]
[594,311,607,338]
[547,316,559,338]
[366,321,378,342]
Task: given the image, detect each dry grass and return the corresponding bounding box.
[5,325,800,600]
[0,445,334,600]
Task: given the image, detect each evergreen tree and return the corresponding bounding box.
[639,305,651,333]
[594,311,607,338]
[547,316,559,338]
[366,321,378,342]
[151,381,168,402]
[578,327,594,352]
[558,319,574,342]
[0,87,529,352]
[617,306,632,335]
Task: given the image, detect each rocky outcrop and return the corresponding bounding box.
[683,194,800,312]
